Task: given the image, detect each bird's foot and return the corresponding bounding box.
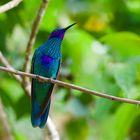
[36,75,45,83]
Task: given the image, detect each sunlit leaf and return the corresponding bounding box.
[101,32,140,57]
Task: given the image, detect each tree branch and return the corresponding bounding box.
[0,0,22,13]
[23,0,48,74]
[44,117,60,140]
[1,66,140,105]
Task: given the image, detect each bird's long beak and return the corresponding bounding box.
[64,23,76,31]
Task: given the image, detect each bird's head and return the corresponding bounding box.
[49,23,76,39]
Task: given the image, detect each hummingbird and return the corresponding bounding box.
[31,23,76,128]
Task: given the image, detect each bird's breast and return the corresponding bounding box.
[38,54,59,77]
[41,55,53,67]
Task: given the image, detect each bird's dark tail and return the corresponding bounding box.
[31,100,51,128]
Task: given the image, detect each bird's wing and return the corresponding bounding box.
[31,51,61,118]
[36,59,61,118]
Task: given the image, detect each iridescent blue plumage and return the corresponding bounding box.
[31,23,76,128]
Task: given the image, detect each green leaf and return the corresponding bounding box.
[101,32,140,57]
[63,29,95,88]
[114,104,140,140]
[93,104,140,140]
[0,78,23,102]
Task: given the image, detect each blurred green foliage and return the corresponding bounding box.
[0,0,140,139]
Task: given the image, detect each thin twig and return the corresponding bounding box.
[1,66,140,105]
[0,51,30,96]
[0,51,22,83]
[23,0,48,74]
[0,99,14,140]
[0,0,22,13]
[46,117,60,140]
